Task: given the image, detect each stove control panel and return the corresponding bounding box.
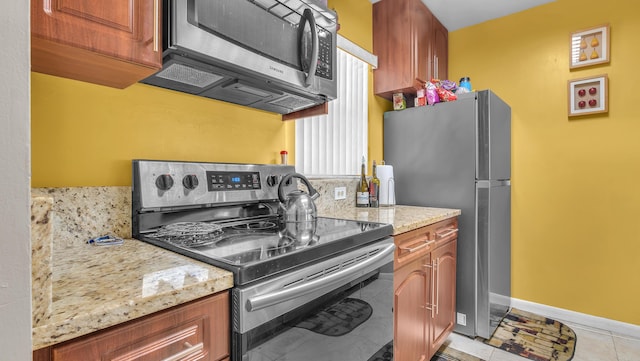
[206,171,261,191]
[133,160,296,210]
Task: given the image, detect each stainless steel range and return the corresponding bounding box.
[132,160,395,361]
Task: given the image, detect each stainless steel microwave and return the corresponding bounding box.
[141,0,338,114]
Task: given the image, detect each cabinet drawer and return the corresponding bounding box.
[433,218,458,248]
[394,218,458,268]
[395,226,434,267]
[52,292,229,361]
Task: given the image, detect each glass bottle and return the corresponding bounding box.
[369,160,380,208]
[356,156,369,207]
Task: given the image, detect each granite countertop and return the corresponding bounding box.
[318,205,461,235]
[31,188,459,351]
[32,238,233,350]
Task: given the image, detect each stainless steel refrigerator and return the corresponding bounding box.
[383,90,511,339]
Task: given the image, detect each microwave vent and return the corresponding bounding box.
[157,63,224,88]
[269,95,316,111]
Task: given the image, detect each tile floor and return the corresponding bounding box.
[445,319,640,361]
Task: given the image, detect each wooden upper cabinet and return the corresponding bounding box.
[431,16,449,82]
[373,0,448,101]
[31,0,162,89]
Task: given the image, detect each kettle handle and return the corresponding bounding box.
[278,173,320,203]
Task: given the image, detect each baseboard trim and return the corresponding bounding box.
[511,298,640,339]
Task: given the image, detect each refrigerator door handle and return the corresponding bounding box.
[477,180,510,188]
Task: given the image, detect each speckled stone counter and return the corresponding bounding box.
[318,205,461,235]
[31,187,234,350]
[32,239,233,349]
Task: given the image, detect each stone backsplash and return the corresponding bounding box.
[31,196,53,327]
[307,178,359,213]
[31,178,358,248]
[32,187,131,249]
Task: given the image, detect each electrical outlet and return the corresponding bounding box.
[334,186,347,200]
[457,312,467,326]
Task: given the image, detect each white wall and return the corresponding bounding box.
[0,2,32,359]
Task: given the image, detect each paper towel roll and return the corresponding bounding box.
[377,165,395,206]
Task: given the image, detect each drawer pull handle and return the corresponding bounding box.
[422,261,439,318]
[436,228,458,239]
[400,240,434,253]
[433,259,439,316]
[161,342,204,361]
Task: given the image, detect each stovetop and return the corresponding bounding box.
[132,160,393,286]
[139,215,392,285]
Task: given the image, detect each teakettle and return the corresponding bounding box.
[278,173,320,247]
[278,172,320,223]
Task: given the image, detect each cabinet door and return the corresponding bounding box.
[373,0,410,98]
[429,239,457,353]
[394,254,430,361]
[52,292,229,361]
[413,0,431,85]
[31,0,161,88]
[373,0,447,100]
[33,347,51,361]
[431,17,448,81]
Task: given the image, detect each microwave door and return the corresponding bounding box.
[298,8,318,87]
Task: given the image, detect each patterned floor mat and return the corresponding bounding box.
[367,340,486,361]
[485,308,577,361]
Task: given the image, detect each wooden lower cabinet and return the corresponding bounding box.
[34,291,229,361]
[394,218,458,361]
[429,237,457,354]
[394,253,430,361]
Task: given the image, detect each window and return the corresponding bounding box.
[295,48,369,176]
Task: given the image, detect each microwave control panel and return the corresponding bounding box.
[316,29,333,80]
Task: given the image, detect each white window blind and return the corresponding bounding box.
[295,48,368,176]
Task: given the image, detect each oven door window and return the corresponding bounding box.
[234,262,394,361]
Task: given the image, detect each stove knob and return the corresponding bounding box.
[266,175,280,187]
[182,174,199,190]
[155,174,174,191]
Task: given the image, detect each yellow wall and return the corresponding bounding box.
[31,0,386,187]
[449,0,640,325]
[31,74,287,186]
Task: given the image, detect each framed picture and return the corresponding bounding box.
[568,75,608,117]
[570,24,610,69]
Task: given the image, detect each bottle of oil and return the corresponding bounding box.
[356,156,369,207]
[369,160,380,208]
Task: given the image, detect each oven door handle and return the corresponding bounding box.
[246,243,396,312]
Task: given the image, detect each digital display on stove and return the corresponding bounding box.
[206,171,261,191]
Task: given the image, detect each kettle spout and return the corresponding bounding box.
[309,186,320,200]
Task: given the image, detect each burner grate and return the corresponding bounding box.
[152,222,224,248]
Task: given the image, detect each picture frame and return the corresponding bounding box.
[568,75,608,117]
[570,24,610,69]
